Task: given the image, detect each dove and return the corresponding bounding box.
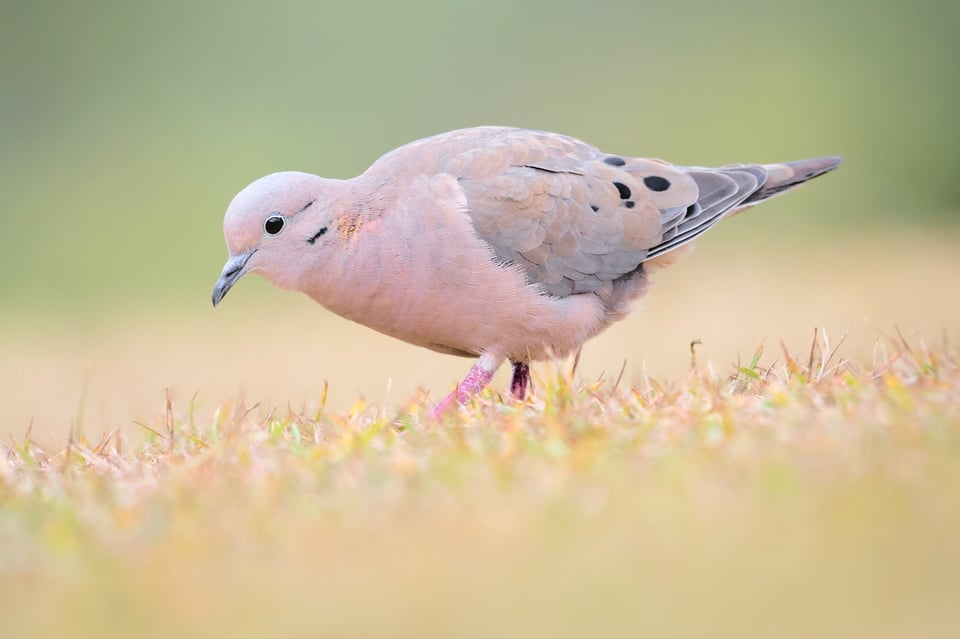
[212,127,840,415]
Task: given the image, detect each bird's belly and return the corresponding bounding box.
[318,254,537,357]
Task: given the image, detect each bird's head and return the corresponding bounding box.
[212,171,345,306]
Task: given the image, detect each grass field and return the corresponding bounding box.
[3,323,959,638]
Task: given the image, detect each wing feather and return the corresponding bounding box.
[368,127,836,298]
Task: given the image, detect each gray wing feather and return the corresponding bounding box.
[646,168,763,259]
[406,128,838,298]
[445,129,701,297]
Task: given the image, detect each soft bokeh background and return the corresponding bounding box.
[1,0,958,437]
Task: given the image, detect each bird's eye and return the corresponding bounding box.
[264,215,285,235]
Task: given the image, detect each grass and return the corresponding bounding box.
[2,330,959,638]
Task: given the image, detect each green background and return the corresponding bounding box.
[2,0,957,313]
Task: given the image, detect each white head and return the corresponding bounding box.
[212,171,347,306]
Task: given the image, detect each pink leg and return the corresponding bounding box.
[431,357,500,417]
[510,361,530,400]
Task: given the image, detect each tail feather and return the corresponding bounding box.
[645,155,842,260]
[742,156,843,205]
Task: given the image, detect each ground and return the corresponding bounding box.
[2,332,958,638]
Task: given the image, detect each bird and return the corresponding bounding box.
[212,126,840,415]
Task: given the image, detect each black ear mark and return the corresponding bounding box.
[307,227,328,245]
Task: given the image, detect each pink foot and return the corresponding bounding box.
[510,361,530,400]
[431,362,495,417]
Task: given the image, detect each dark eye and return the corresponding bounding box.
[264,215,285,235]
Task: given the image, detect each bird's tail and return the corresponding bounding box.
[645,155,842,261]
[741,156,843,206]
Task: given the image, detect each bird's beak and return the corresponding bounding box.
[212,251,255,307]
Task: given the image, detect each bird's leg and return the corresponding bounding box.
[509,360,530,401]
[431,353,503,417]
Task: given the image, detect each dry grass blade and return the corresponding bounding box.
[165,388,174,455]
[61,424,75,473]
[93,429,116,456]
[134,420,165,440]
[807,326,818,380]
[821,329,848,377]
[612,359,628,393]
[690,339,702,370]
[570,346,583,378]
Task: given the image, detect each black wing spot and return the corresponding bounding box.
[307,227,328,245]
[644,176,671,192]
[624,200,635,209]
[613,182,631,199]
[590,204,599,212]
[604,156,626,166]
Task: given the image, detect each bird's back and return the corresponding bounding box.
[366,127,841,300]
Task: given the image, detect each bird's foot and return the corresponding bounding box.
[510,361,530,401]
[431,362,495,417]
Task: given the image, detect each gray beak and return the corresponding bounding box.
[212,251,254,307]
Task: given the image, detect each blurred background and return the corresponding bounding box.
[1,0,958,438]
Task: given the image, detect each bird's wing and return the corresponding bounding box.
[431,128,767,297]
[372,127,785,297]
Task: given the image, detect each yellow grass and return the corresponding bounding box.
[2,329,959,638]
